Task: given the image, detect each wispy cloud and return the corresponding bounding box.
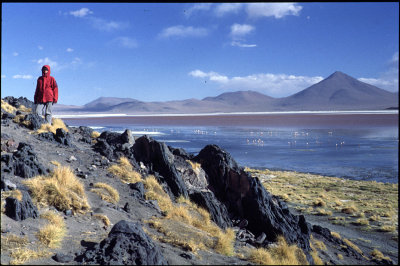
[246,3,303,19]
[1,75,6,79]
[69,7,93,18]
[68,7,128,32]
[66,48,74,52]
[37,57,58,69]
[229,24,256,48]
[231,41,257,48]
[109,36,138,48]
[358,52,399,92]
[184,3,212,18]
[214,3,243,17]
[88,17,129,32]
[186,3,303,19]
[230,24,254,37]
[159,25,209,38]
[38,46,43,50]
[13,52,19,56]
[12,74,33,80]
[190,70,323,97]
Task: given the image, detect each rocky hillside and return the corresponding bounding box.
[1,96,394,265]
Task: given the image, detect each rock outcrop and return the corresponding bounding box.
[76,220,168,265]
[5,190,39,221]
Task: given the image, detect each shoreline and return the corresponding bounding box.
[53,109,399,118]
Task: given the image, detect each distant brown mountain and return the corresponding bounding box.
[53,71,398,114]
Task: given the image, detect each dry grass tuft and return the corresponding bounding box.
[35,118,69,134]
[248,235,308,265]
[186,160,202,175]
[50,160,61,167]
[331,231,341,239]
[343,238,363,255]
[1,99,17,113]
[40,210,65,227]
[341,205,357,214]
[313,198,326,207]
[91,182,120,203]
[22,166,90,214]
[1,189,23,202]
[377,225,396,232]
[9,247,52,265]
[1,234,29,251]
[93,214,111,227]
[108,157,142,184]
[91,131,101,138]
[370,248,391,261]
[12,114,32,127]
[17,105,32,113]
[351,218,369,226]
[310,250,324,265]
[36,224,66,248]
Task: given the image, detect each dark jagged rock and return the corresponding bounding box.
[71,126,94,144]
[194,144,313,263]
[8,142,47,178]
[169,146,194,160]
[37,128,72,146]
[3,96,34,109]
[23,114,46,130]
[53,253,74,263]
[75,220,168,265]
[129,181,146,199]
[5,190,39,221]
[133,135,188,199]
[188,190,232,229]
[93,130,138,166]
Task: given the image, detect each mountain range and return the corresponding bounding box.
[53,71,399,114]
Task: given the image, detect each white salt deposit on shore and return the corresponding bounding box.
[54,110,398,118]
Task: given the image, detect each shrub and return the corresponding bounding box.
[22,166,90,214]
[341,205,357,214]
[330,231,341,239]
[313,198,326,207]
[91,131,101,138]
[36,224,66,248]
[91,182,120,203]
[35,118,69,134]
[343,238,363,255]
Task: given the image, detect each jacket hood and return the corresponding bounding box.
[42,65,51,77]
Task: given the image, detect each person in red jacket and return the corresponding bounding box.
[34,65,58,124]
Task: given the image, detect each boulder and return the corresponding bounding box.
[5,190,39,221]
[194,144,313,263]
[133,135,188,199]
[23,114,46,130]
[36,129,72,146]
[75,220,168,265]
[11,142,47,178]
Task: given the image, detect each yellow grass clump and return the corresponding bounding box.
[91,131,101,138]
[35,118,69,134]
[22,166,90,214]
[93,214,111,227]
[12,114,32,127]
[18,105,32,113]
[91,182,120,203]
[248,235,308,265]
[343,238,363,255]
[1,99,17,113]
[36,211,67,248]
[108,157,142,184]
[9,247,52,265]
[331,231,341,239]
[370,249,391,261]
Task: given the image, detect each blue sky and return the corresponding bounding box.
[2,2,399,105]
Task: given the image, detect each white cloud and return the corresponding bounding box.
[37,57,58,69]
[69,8,93,18]
[110,37,138,48]
[13,52,19,56]
[88,17,128,32]
[230,24,254,37]
[38,46,43,50]
[231,41,257,48]
[246,3,303,19]
[66,48,74,52]
[12,74,33,80]
[215,3,243,17]
[159,25,208,38]
[184,3,212,17]
[358,52,399,92]
[190,70,323,97]
[1,75,6,79]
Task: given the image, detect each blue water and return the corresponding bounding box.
[63,115,399,183]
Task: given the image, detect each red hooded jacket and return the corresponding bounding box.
[34,65,58,104]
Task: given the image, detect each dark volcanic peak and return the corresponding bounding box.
[277,70,398,110]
